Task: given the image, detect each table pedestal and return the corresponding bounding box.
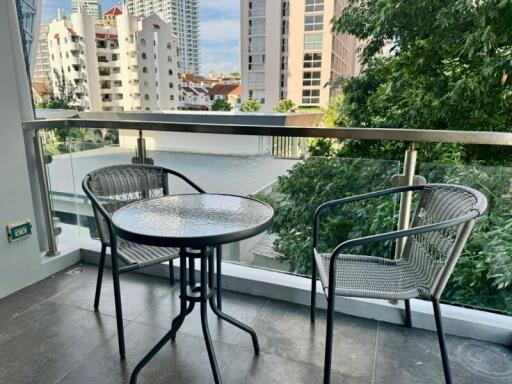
[130,247,260,384]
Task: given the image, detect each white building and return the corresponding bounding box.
[241,0,360,112]
[32,23,51,85]
[126,0,200,74]
[47,6,180,112]
[71,0,102,21]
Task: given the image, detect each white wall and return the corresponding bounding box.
[0,1,45,297]
[119,129,272,156]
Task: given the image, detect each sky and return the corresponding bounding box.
[41,0,240,74]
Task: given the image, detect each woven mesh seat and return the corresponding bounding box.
[117,240,179,268]
[314,184,486,300]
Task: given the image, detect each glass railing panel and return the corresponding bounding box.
[419,162,512,315]
[245,156,402,275]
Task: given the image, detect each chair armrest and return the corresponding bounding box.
[313,185,424,249]
[163,167,205,193]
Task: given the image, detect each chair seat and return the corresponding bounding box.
[118,240,180,268]
[316,253,432,300]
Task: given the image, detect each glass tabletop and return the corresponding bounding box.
[112,193,274,247]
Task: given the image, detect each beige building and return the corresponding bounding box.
[47,6,180,111]
[241,0,359,112]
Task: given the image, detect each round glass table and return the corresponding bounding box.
[112,193,274,384]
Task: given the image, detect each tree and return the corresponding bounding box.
[322,94,346,127]
[240,99,261,112]
[273,99,296,113]
[36,68,76,110]
[210,97,232,111]
[331,0,512,163]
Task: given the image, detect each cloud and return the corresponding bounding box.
[200,19,240,44]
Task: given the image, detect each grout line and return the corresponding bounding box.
[371,321,380,384]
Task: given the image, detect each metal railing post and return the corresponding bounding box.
[33,130,59,256]
[395,142,417,259]
[136,129,145,164]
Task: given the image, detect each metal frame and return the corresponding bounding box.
[310,184,487,384]
[82,164,206,358]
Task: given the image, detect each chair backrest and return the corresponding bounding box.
[401,184,487,298]
[84,164,168,245]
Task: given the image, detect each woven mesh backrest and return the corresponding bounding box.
[401,185,479,296]
[86,165,168,244]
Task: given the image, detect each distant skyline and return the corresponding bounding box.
[41,0,240,74]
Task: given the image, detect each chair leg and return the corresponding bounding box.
[111,253,126,358]
[310,255,317,323]
[405,299,412,328]
[169,259,175,285]
[432,299,453,384]
[94,243,107,310]
[323,292,335,384]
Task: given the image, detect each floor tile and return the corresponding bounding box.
[241,299,378,382]
[135,288,268,345]
[222,349,369,384]
[0,301,118,384]
[0,291,41,325]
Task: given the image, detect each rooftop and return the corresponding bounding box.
[1,263,510,384]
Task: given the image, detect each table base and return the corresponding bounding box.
[129,247,260,384]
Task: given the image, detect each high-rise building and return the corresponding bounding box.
[241,0,359,112]
[15,0,42,74]
[71,0,102,21]
[125,0,200,75]
[47,6,180,111]
[32,24,51,85]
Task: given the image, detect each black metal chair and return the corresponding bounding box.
[82,164,206,358]
[310,184,487,384]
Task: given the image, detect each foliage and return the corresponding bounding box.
[211,97,233,111]
[35,69,77,110]
[240,99,261,112]
[268,155,512,313]
[273,99,296,113]
[321,94,347,127]
[330,0,512,163]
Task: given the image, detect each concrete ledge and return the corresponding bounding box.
[79,241,512,346]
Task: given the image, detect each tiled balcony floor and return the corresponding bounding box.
[0,263,511,384]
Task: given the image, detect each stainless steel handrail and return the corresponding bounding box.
[22,118,512,146]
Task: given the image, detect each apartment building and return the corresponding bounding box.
[32,24,51,85]
[47,6,180,112]
[71,0,102,21]
[241,0,359,112]
[125,0,201,74]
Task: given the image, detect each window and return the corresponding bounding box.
[169,82,174,88]
[168,69,173,75]
[248,54,265,70]
[248,0,265,17]
[248,36,265,53]
[303,71,321,86]
[304,34,322,50]
[302,89,320,104]
[305,0,324,13]
[304,15,323,31]
[170,95,175,101]
[141,52,147,59]
[303,53,322,68]
[143,81,148,87]
[141,38,146,46]
[168,56,172,62]
[248,18,265,35]
[248,72,265,88]
[144,94,150,100]
[167,42,172,49]
[142,66,148,73]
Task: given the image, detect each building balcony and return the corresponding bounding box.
[8,112,512,384]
